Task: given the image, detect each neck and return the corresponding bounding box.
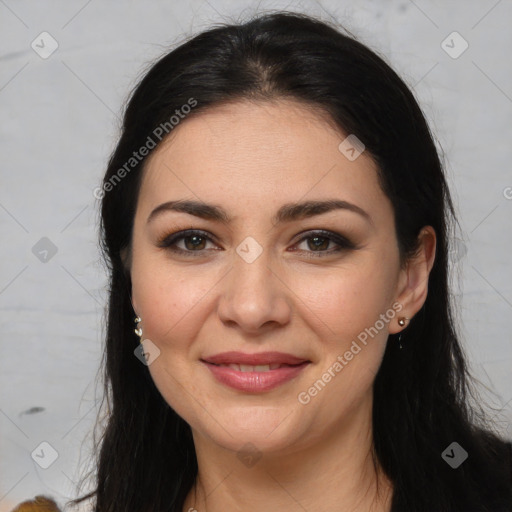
[182,393,393,512]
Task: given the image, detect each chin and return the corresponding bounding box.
[194,403,309,453]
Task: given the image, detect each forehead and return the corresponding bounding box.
[138,99,389,223]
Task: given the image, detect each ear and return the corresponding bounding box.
[389,226,436,334]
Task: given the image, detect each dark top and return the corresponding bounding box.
[390,439,512,511]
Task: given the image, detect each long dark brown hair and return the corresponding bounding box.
[69,11,511,512]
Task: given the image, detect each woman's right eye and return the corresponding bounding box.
[157,230,218,256]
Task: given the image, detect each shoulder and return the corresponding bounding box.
[473,432,512,511]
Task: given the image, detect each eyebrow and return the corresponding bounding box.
[147,198,373,226]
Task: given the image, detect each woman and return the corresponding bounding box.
[65,11,511,512]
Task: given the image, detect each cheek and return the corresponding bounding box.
[293,270,394,420]
[130,254,209,417]
[130,245,207,339]
[292,257,398,404]
[296,260,398,341]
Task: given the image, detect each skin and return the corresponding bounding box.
[126,99,436,512]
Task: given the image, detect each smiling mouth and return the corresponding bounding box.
[201,359,311,392]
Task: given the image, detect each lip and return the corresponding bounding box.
[202,351,309,366]
[201,352,311,392]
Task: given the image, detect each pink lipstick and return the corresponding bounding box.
[201,351,310,392]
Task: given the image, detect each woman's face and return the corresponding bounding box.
[129,99,418,456]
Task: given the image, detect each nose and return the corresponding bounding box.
[217,247,292,334]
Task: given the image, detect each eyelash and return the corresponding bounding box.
[156,229,356,258]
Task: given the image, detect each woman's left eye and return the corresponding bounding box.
[292,230,355,257]
[157,229,355,257]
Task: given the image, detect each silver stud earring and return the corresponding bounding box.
[134,316,143,342]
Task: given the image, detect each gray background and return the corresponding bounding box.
[1,0,511,509]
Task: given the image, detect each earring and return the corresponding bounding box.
[134,316,143,342]
[397,317,410,349]
[398,317,410,327]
